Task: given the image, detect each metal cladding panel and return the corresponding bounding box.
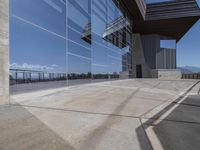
[121,0,200,41]
[141,34,160,69]
[156,48,176,69]
[119,0,145,20]
[146,0,200,20]
[135,0,146,19]
[141,35,176,70]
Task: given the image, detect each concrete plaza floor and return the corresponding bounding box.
[0,79,200,150]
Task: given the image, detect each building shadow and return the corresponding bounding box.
[0,105,76,150]
[136,81,200,150]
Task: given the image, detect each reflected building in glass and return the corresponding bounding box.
[9,0,200,92]
[10,0,133,91]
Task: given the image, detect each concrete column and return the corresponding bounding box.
[0,0,9,105]
[133,34,152,78]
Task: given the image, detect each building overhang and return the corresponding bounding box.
[121,0,200,41]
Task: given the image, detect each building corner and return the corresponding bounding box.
[0,0,9,105]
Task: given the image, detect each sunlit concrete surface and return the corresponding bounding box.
[142,80,200,150]
[0,79,200,150]
[0,0,9,104]
[10,79,121,94]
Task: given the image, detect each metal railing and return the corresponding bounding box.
[9,69,132,85]
[10,69,67,85]
[182,73,200,79]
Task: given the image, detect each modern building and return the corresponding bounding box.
[0,0,200,103]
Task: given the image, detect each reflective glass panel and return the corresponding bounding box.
[91,0,133,80]
[10,0,67,94]
[10,0,134,93]
[10,0,66,37]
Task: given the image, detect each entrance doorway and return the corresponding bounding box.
[136,64,142,78]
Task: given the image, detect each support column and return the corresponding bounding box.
[0,0,9,105]
[133,34,152,78]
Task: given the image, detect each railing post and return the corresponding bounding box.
[29,72,30,83]
[43,73,44,81]
[15,72,18,83]
[23,72,25,83]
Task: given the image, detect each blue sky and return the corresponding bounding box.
[177,0,200,67]
[177,19,200,67]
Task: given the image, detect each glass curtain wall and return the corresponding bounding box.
[10,0,133,93]
[91,0,133,81]
[67,0,92,86]
[10,0,67,93]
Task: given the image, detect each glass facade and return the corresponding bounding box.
[91,0,133,81]
[9,0,133,92]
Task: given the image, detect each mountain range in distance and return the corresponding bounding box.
[177,66,200,74]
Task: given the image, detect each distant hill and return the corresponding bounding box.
[178,66,200,74]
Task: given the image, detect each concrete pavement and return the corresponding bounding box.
[0,79,199,150]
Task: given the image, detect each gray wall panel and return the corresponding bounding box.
[141,34,160,69]
[140,34,176,70]
[156,48,176,69]
[146,0,200,20]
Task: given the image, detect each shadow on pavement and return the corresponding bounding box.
[136,81,200,150]
[0,105,75,150]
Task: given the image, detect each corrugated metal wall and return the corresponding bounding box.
[141,34,176,70]
[156,48,176,69]
[141,34,160,69]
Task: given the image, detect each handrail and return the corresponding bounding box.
[9,69,67,85]
[182,73,200,79]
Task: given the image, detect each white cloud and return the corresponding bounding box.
[10,63,59,71]
[51,64,58,67]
